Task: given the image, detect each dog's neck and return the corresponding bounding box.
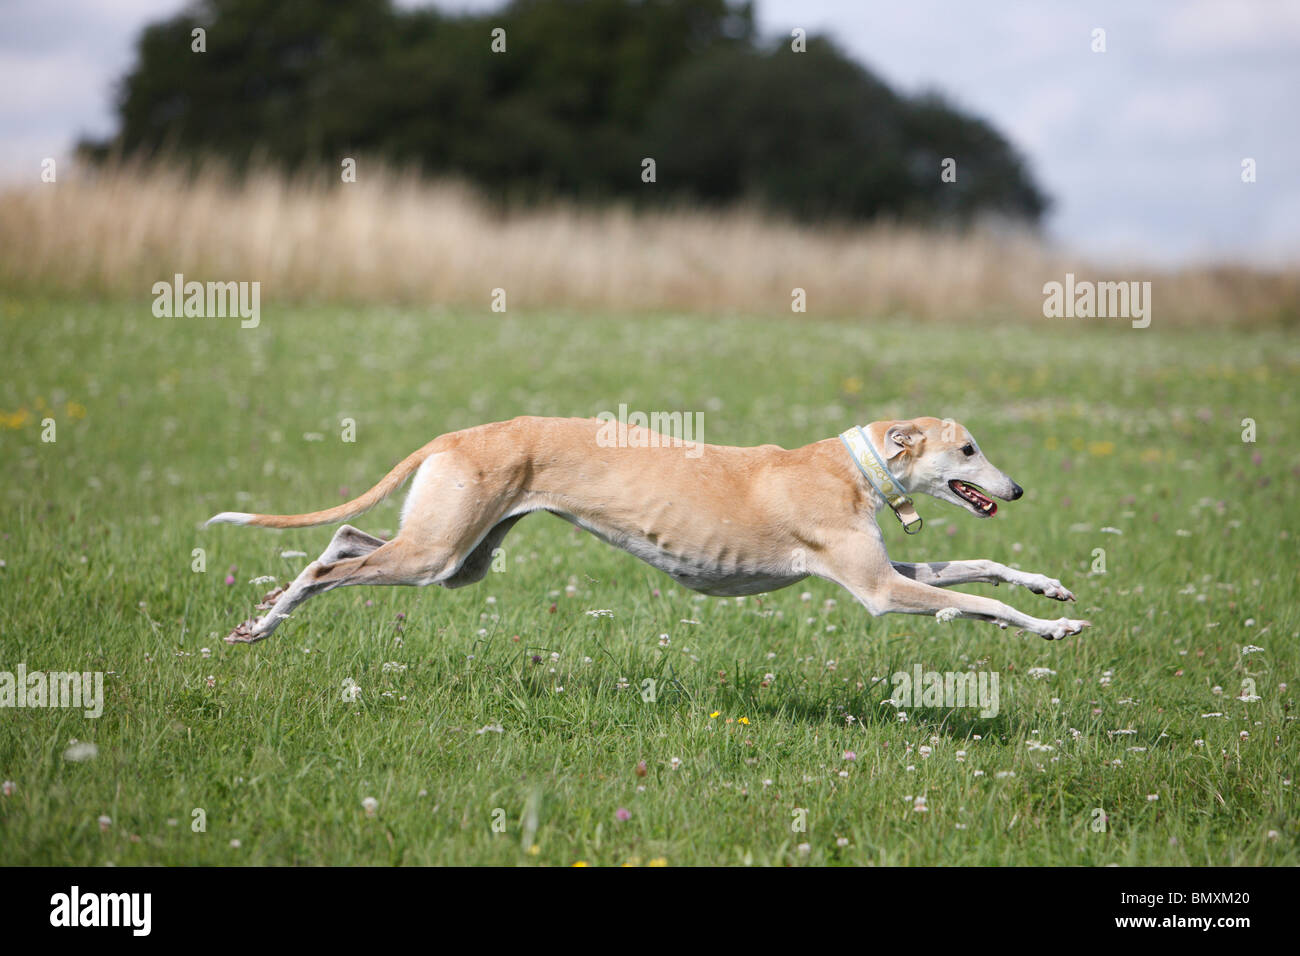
[839,422,923,534]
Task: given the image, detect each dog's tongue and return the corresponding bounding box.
[956,480,997,514]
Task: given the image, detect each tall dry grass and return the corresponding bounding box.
[1,160,1295,324]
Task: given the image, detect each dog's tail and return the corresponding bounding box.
[205,441,437,530]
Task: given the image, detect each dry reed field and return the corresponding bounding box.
[1,161,1295,324]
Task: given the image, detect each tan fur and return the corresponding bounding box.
[210,415,1089,644]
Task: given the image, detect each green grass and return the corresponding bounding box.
[0,293,1296,865]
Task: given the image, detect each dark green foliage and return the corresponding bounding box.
[84,0,1048,223]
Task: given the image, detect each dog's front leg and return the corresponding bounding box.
[892,560,1075,602]
[863,573,1089,640]
[818,529,1089,640]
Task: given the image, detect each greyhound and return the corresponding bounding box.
[207,416,1089,644]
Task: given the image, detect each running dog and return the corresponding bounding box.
[207,416,1089,643]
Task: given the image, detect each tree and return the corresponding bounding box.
[643,37,1047,223]
[82,0,1048,224]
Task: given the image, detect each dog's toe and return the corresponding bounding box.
[1041,617,1089,641]
[1034,578,1075,602]
[224,617,262,644]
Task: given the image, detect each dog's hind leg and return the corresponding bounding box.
[892,560,1075,602]
[318,524,388,561]
[226,447,529,644]
[439,515,526,589]
[228,525,404,643]
[250,524,387,609]
[226,507,513,644]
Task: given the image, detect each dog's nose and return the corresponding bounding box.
[1009,482,1024,500]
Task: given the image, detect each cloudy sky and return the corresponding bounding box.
[3,0,1297,266]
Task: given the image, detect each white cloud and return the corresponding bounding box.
[757,0,1300,265]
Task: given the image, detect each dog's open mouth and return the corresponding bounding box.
[950,479,997,516]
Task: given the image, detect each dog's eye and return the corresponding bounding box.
[960,444,975,457]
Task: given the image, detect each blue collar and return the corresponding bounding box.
[839,426,922,534]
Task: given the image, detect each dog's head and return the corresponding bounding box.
[867,417,1022,518]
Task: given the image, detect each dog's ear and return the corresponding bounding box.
[884,422,923,460]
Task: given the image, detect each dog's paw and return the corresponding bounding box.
[1024,574,1075,602]
[224,617,263,644]
[1040,618,1090,641]
[255,584,287,610]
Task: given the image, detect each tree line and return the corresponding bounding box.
[83,0,1049,224]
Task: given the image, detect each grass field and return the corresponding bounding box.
[0,293,1296,865]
